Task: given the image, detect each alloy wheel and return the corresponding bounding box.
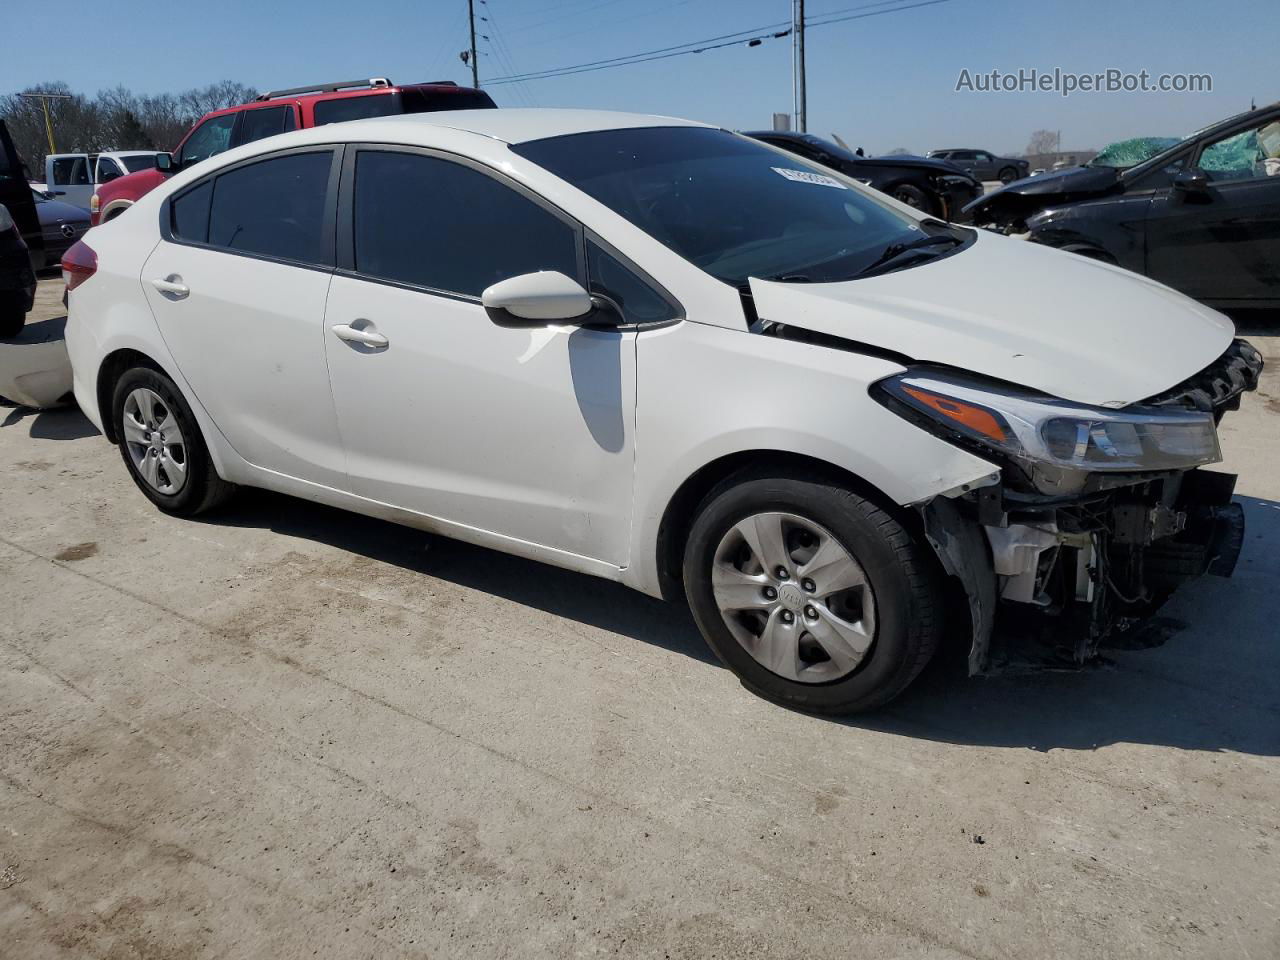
[711,511,877,683]
[121,387,188,496]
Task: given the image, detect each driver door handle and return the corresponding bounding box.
[150,275,189,299]
[331,323,389,349]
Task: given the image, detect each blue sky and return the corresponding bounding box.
[4,0,1275,155]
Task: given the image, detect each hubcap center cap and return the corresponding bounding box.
[777,583,805,612]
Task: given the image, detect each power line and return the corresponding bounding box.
[484,0,945,86]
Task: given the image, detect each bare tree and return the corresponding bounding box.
[886,147,912,156]
[1025,129,1059,157]
[0,80,256,176]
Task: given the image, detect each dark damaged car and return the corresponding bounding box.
[966,102,1280,308]
[746,131,984,221]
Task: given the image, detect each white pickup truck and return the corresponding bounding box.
[43,151,163,210]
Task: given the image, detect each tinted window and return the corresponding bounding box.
[52,156,90,186]
[587,241,673,324]
[353,150,579,297]
[121,155,157,173]
[207,152,332,264]
[399,88,497,113]
[283,108,297,132]
[313,94,399,126]
[171,180,213,243]
[238,106,288,146]
[513,127,921,287]
[176,114,236,167]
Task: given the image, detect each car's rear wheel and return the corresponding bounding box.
[998,166,1019,184]
[682,471,942,714]
[111,366,235,516]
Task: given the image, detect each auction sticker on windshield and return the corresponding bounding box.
[771,167,849,189]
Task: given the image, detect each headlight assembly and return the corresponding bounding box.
[873,369,1221,494]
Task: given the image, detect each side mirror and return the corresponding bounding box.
[154,153,175,173]
[52,190,66,196]
[481,271,593,326]
[1173,168,1210,194]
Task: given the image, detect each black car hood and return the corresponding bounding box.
[857,154,967,175]
[966,164,1120,221]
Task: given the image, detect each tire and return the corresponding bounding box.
[682,470,942,714]
[111,366,236,516]
[891,183,935,215]
[998,167,1019,184]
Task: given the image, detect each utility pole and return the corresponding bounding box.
[792,0,806,132]
[467,0,480,87]
[19,92,72,155]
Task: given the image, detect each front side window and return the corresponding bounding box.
[513,127,924,288]
[352,150,579,297]
[1198,121,1280,184]
[96,158,123,184]
[206,151,332,264]
[176,114,236,167]
[587,241,673,324]
[237,106,288,146]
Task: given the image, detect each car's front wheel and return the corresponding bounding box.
[111,366,236,516]
[683,471,942,714]
[892,183,935,215]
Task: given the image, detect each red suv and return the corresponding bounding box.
[91,78,495,225]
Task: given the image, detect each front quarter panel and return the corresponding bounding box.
[626,320,1001,597]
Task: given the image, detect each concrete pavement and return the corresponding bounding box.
[1,281,1277,959]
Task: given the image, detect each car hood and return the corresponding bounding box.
[858,154,968,176]
[747,230,1233,407]
[966,164,1119,215]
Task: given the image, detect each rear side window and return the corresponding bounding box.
[122,155,158,173]
[352,150,578,297]
[171,180,213,243]
[399,88,497,113]
[313,95,399,126]
[238,106,288,146]
[205,151,332,264]
[52,156,90,186]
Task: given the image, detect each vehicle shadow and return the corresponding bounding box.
[207,489,1280,756]
[207,488,717,666]
[0,399,99,440]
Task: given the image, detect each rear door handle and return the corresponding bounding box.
[150,275,189,299]
[331,323,389,349]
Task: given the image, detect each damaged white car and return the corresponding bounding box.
[63,110,1263,713]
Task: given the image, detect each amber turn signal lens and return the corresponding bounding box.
[902,386,1008,443]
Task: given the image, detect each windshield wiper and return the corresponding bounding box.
[856,234,961,278]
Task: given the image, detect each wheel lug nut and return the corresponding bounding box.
[802,578,816,593]
[776,567,789,580]
[780,610,794,624]
[763,586,777,600]
[805,605,818,620]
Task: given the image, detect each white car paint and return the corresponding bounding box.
[65,109,1233,603]
[44,151,164,211]
[749,230,1234,407]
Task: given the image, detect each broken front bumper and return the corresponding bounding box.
[920,338,1262,673]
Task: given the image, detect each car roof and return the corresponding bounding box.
[297,108,712,145]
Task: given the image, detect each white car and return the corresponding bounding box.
[43,150,165,211]
[62,109,1262,713]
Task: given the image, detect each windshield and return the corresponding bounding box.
[512,126,926,287]
[1089,137,1180,169]
[121,155,157,173]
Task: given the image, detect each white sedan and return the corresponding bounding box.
[62,109,1261,712]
